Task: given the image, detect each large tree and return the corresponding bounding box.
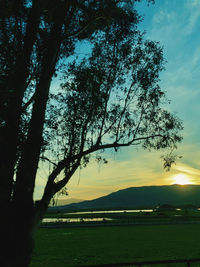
[0,0,182,266]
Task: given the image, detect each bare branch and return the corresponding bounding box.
[54,158,81,194]
[22,92,36,111]
[65,16,106,39]
[40,156,57,167]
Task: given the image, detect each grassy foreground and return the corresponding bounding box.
[31,224,200,267]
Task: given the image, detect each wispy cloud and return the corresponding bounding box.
[183,0,200,35]
[174,164,200,177]
[151,0,200,42]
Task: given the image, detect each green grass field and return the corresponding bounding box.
[31,224,200,267]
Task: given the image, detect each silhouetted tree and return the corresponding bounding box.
[0,0,182,266]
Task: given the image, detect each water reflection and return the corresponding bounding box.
[43,210,153,224]
[43,217,113,223]
[66,209,153,215]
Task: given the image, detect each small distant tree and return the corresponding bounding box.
[0,1,182,266]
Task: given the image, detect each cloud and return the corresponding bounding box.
[152,10,176,25]
[183,0,200,35]
[150,0,200,60]
[174,164,200,177]
[151,3,200,148]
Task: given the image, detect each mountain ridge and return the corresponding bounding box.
[55,184,200,210]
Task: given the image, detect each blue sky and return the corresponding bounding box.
[35,0,200,201]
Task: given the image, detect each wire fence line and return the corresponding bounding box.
[75,258,200,267]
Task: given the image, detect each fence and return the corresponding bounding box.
[76,258,200,267]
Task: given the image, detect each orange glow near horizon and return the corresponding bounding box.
[172,174,193,185]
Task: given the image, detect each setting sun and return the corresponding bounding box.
[172,174,193,185]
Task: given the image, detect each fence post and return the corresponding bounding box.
[187,261,190,267]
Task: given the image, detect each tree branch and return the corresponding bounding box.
[40,156,57,167]
[22,92,36,112]
[54,158,81,193]
[41,132,165,198]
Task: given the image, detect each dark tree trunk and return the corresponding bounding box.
[0,203,38,267]
[0,3,70,266]
[0,0,40,206]
[13,0,68,205]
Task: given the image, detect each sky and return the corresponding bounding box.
[35,0,200,202]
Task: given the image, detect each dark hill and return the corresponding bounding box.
[60,185,200,210]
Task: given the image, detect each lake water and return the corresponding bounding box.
[43,217,113,223]
[43,209,153,223]
[66,209,153,215]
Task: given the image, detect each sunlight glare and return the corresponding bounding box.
[172,174,193,185]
